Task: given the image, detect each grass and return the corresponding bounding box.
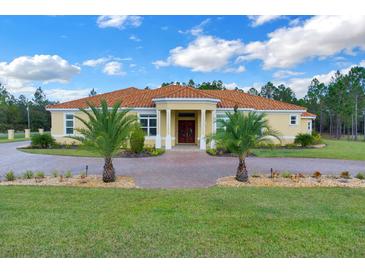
[18,147,101,157]
[1,186,365,257]
[252,139,365,161]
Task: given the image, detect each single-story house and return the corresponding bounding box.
[46,85,316,150]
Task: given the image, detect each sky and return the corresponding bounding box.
[0,15,365,102]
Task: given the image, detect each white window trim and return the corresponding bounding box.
[64,112,75,136]
[138,113,157,137]
[289,114,299,126]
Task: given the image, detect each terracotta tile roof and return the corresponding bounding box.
[301,111,316,117]
[47,85,307,111]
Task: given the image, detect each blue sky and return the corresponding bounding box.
[0,15,364,101]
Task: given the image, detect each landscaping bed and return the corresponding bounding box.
[19,146,165,158]
[1,175,136,188]
[217,174,365,188]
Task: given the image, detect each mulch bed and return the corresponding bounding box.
[216,175,365,188]
[0,175,136,188]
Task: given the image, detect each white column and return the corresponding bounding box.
[24,129,30,139]
[211,110,216,149]
[155,110,161,148]
[8,129,14,140]
[200,109,206,150]
[165,109,172,149]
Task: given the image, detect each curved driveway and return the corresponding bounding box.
[1,141,365,188]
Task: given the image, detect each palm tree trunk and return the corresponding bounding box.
[103,157,115,182]
[236,155,248,182]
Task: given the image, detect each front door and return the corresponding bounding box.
[178,120,195,143]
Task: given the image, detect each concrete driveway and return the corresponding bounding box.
[1,141,365,188]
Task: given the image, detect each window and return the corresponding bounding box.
[307,121,312,131]
[139,114,157,136]
[216,113,229,131]
[65,114,74,135]
[290,114,298,125]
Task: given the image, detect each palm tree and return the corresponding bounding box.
[72,100,136,182]
[213,108,280,182]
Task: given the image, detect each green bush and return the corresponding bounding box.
[64,170,72,178]
[206,148,217,156]
[281,171,292,178]
[294,133,315,147]
[151,148,165,156]
[130,127,145,154]
[355,172,365,180]
[51,170,59,177]
[5,171,15,181]
[34,171,45,179]
[22,170,34,179]
[31,133,55,148]
[311,132,323,145]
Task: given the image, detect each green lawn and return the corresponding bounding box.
[1,186,365,257]
[252,139,365,161]
[18,147,102,157]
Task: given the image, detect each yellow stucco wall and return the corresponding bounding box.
[49,108,313,147]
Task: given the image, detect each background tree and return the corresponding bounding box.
[260,82,277,99]
[303,78,327,133]
[248,87,259,95]
[272,84,297,103]
[89,88,97,97]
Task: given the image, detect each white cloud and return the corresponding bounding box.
[97,16,142,29]
[248,15,282,27]
[0,55,80,83]
[153,35,245,72]
[45,88,92,102]
[279,59,365,98]
[273,70,304,79]
[224,82,243,90]
[161,26,169,31]
[103,61,125,76]
[82,57,110,67]
[239,16,365,69]
[129,35,141,42]
[178,18,211,36]
[224,65,246,73]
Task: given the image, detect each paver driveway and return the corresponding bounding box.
[1,141,365,188]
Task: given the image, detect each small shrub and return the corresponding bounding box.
[22,170,34,179]
[312,171,322,178]
[355,172,365,180]
[64,170,72,178]
[5,171,15,181]
[206,148,217,156]
[34,171,45,179]
[294,133,314,147]
[281,171,292,178]
[31,133,55,148]
[130,127,145,154]
[52,170,59,177]
[311,132,323,145]
[340,171,351,179]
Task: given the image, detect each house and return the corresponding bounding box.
[46,85,316,150]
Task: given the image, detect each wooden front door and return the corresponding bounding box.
[178,120,195,143]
